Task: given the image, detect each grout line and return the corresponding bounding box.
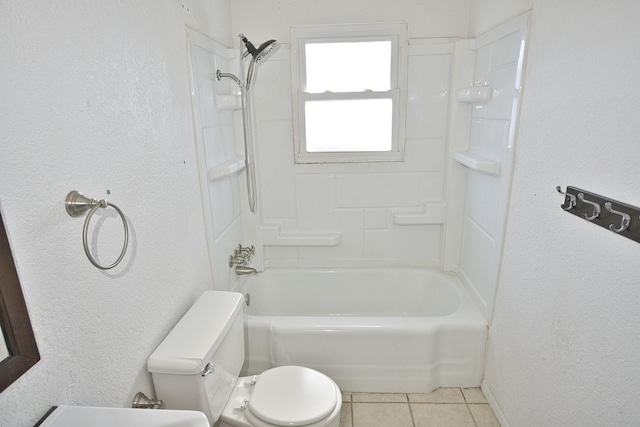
[409,402,477,405]
[461,387,468,403]
[349,400,354,427]
[467,402,480,427]
[406,394,417,427]
[462,386,481,427]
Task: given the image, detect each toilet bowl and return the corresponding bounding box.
[147,291,341,427]
[220,366,341,427]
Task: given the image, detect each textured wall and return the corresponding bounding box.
[0,1,230,425]
[484,0,640,425]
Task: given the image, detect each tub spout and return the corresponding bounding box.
[235,265,257,275]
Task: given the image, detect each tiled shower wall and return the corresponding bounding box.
[252,40,456,268]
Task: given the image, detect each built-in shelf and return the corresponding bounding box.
[207,157,246,181]
[393,202,446,225]
[215,94,241,111]
[457,84,492,104]
[261,224,341,247]
[453,151,501,176]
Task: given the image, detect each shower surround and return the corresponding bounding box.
[225,14,529,323]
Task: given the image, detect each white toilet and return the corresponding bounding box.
[147,291,342,427]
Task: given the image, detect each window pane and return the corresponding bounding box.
[305,99,393,152]
[306,41,391,93]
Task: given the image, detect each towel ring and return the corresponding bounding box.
[65,191,128,270]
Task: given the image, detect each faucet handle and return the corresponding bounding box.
[229,253,249,267]
[230,245,256,268]
[237,244,255,255]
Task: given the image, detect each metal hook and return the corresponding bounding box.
[556,186,576,211]
[577,193,601,220]
[604,202,630,233]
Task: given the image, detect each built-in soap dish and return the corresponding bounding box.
[457,84,492,104]
[215,94,241,111]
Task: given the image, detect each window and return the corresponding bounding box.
[291,23,407,163]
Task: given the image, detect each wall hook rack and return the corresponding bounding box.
[556,186,576,211]
[557,185,640,244]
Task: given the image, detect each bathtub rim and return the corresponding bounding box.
[232,266,486,322]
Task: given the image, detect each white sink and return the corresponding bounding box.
[37,405,209,427]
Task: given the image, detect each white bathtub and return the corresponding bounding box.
[237,268,487,393]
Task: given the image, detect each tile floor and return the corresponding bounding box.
[340,387,500,427]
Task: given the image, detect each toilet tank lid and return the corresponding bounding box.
[147,291,244,375]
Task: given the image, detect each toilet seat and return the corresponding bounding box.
[245,366,338,427]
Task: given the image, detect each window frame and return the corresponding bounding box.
[291,23,408,163]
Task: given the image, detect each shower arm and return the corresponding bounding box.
[216,70,242,88]
[215,63,260,91]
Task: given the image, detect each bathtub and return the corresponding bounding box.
[237,268,487,393]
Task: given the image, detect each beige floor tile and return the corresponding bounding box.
[340,402,353,427]
[342,392,352,402]
[352,403,413,427]
[411,403,475,427]
[461,387,488,403]
[351,392,408,403]
[408,387,465,403]
[468,404,501,427]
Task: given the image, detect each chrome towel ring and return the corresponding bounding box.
[65,191,129,270]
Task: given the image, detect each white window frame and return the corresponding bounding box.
[291,23,407,163]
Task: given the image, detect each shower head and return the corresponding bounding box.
[242,36,279,90]
[243,37,279,62]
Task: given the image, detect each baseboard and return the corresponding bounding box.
[481,380,510,427]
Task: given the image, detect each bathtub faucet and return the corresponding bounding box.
[229,244,255,267]
[235,265,257,275]
[229,244,257,275]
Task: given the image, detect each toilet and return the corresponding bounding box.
[147,291,341,427]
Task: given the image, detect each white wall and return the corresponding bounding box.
[0,1,231,425]
[484,0,640,425]
[231,0,471,268]
[188,30,249,290]
[231,0,470,43]
[455,14,529,320]
[4,1,637,425]
[469,0,532,37]
[254,42,457,267]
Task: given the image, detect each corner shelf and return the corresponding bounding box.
[453,151,501,177]
[207,157,246,181]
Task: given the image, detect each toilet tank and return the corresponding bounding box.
[147,291,245,424]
